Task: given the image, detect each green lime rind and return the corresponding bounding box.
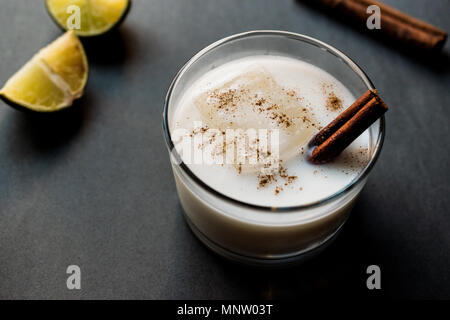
[0,92,73,113]
[0,31,89,113]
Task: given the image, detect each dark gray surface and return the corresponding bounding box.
[0,0,449,299]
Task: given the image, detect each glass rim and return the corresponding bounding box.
[162,30,385,213]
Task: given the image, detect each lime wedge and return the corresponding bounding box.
[0,31,88,112]
[46,0,131,37]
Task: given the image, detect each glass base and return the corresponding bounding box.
[183,211,347,268]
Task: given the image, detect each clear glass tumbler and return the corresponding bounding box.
[163,31,385,266]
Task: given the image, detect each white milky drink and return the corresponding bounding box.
[166,50,378,263]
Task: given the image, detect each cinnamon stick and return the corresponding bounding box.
[309,89,377,147]
[308,89,388,164]
[307,0,447,52]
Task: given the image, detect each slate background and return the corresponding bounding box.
[0,0,449,299]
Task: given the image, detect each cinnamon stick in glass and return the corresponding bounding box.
[308,89,388,164]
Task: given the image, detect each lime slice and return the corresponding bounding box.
[46,0,131,37]
[0,31,88,112]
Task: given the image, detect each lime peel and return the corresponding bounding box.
[0,31,88,113]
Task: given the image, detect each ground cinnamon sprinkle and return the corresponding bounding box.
[255,98,266,106]
[326,92,343,111]
[286,90,296,97]
[257,164,298,194]
[258,173,276,188]
[339,146,370,174]
[266,104,279,111]
[274,186,283,195]
[269,110,293,128]
[286,175,297,185]
[210,88,237,110]
[321,82,343,111]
